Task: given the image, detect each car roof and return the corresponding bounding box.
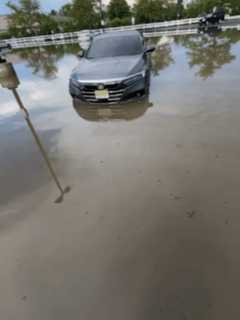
[94,31,142,41]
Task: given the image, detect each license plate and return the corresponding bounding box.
[95,89,109,99]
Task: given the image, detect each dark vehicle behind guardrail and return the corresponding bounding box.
[199,7,225,27]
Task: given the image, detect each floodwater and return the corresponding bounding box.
[0,30,240,319]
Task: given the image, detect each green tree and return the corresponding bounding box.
[107,16,131,27]
[107,0,131,20]
[59,3,73,16]
[40,15,59,34]
[7,0,60,36]
[7,0,42,36]
[228,0,240,14]
[166,3,178,20]
[71,0,100,30]
[133,0,168,24]
[185,0,240,18]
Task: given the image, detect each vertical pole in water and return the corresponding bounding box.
[11,88,70,203]
[1,58,70,203]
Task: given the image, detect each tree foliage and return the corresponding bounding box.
[133,0,166,23]
[107,16,132,27]
[7,0,42,36]
[71,0,100,30]
[185,0,240,18]
[133,0,182,23]
[133,0,240,23]
[229,0,240,15]
[7,0,59,36]
[40,15,59,34]
[5,0,240,37]
[107,0,131,20]
[59,4,73,16]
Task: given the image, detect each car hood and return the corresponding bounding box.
[72,55,144,81]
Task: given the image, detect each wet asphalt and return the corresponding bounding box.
[0,30,240,319]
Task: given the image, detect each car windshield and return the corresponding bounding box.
[87,35,143,59]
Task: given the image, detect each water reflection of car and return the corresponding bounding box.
[69,31,155,104]
[72,97,153,122]
[199,7,225,27]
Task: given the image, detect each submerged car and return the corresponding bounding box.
[69,31,155,104]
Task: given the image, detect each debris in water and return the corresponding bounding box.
[187,211,196,219]
[174,196,182,200]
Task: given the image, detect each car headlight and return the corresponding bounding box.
[123,72,145,86]
[71,73,81,82]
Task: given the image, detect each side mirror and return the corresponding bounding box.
[77,50,84,58]
[144,46,156,54]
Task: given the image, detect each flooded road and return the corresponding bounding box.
[1,30,240,319]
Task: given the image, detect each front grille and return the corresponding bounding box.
[81,83,127,103]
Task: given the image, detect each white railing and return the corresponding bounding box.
[226,15,240,20]
[222,24,240,31]
[1,15,240,49]
[0,30,91,49]
[106,17,200,33]
[0,17,201,49]
[144,28,198,38]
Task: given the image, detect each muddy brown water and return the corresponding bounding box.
[0,30,240,319]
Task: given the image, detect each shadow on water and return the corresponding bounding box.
[175,29,240,79]
[72,97,153,122]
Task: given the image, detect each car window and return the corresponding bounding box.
[87,35,143,59]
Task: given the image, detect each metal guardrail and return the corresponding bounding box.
[106,17,200,33]
[144,23,240,38]
[144,29,198,38]
[0,30,91,49]
[222,24,240,31]
[1,15,240,49]
[226,15,240,20]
